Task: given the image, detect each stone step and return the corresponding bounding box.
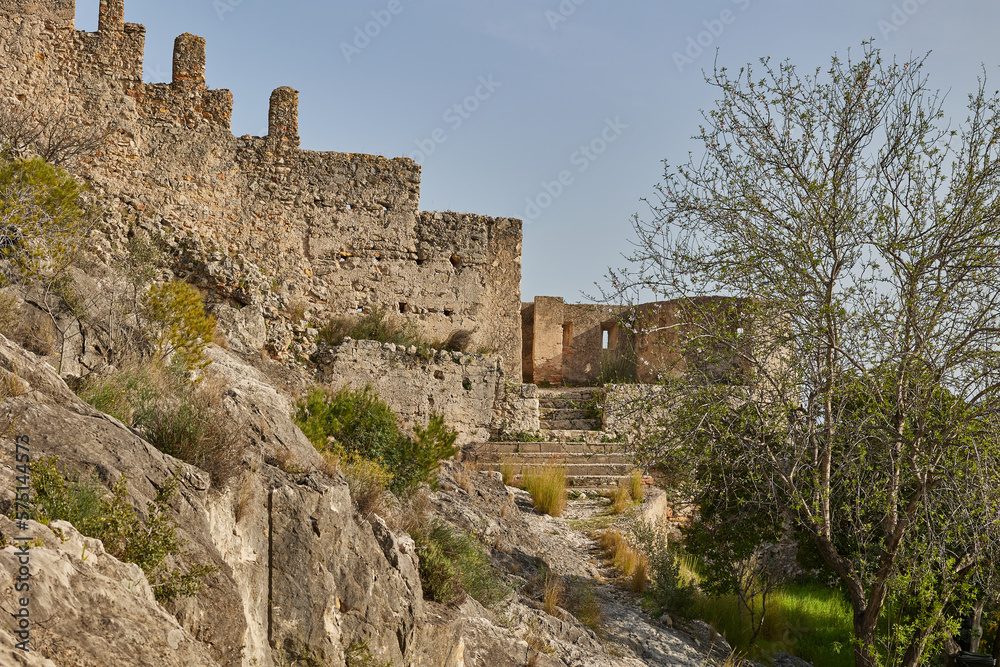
[474,452,632,465]
[468,442,620,455]
[538,407,592,420]
[536,387,599,398]
[538,418,602,431]
[479,461,635,478]
[540,430,610,444]
[538,396,594,409]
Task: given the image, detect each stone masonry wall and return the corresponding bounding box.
[0,0,522,376]
[315,339,512,445]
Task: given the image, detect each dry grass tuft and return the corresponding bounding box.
[455,465,474,493]
[628,468,644,502]
[597,528,647,585]
[630,554,649,593]
[543,569,563,616]
[610,480,632,515]
[522,463,567,517]
[499,456,517,487]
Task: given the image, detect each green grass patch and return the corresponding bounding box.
[691,583,854,666]
[411,519,509,608]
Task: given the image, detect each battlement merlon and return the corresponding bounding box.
[173,33,206,89]
[269,87,300,149]
[98,0,123,32]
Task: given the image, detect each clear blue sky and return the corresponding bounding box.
[74,0,1000,302]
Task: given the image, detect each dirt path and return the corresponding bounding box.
[508,486,729,666]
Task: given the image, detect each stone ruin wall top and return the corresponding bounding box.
[0,0,522,376]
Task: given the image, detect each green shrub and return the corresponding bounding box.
[79,361,243,487]
[28,456,215,602]
[0,156,88,286]
[630,519,695,615]
[411,519,509,608]
[318,308,422,348]
[522,464,567,517]
[294,386,457,495]
[144,281,216,371]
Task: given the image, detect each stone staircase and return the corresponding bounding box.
[466,387,638,490]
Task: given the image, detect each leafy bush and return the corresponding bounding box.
[318,308,473,353]
[522,464,567,517]
[630,519,695,614]
[144,281,216,371]
[79,361,243,487]
[295,386,457,495]
[410,519,509,608]
[0,156,88,286]
[318,308,423,348]
[28,456,215,602]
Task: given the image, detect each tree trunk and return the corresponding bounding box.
[853,610,881,667]
[970,598,986,652]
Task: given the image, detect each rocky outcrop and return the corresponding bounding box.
[0,335,424,666]
[0,517,223,667]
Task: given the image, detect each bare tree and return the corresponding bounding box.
[0,103,109,166]
[609,44,1000,667]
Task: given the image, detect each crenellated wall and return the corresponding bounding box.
[0,0,522,375]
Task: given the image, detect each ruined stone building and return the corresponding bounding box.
[522,296,755,386]
[0,0,523,376]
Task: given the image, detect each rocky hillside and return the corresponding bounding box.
[0,297,730,667]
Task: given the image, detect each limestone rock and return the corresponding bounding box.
[0,518,222,667]
[773,653,813,667]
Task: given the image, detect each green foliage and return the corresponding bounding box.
[344,640,392,667]
[317,308,471,354]
[79,361,243,487]
[295,386,457,495]
[612,44,1000,665]
[411,519,509,608]
[318,308,423,349]
[144,281,216,371]
[28,456,215,602]
[630,519,694,615]
[401,414,458,491]
[0,156,87,285]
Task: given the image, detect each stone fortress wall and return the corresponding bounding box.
[0,0,522,376]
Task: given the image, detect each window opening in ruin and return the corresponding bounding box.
[345,204,352,210]
[356,307,363,313]
[399,302,407,314]
[563,322,573,351]
[602,329,610,350]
